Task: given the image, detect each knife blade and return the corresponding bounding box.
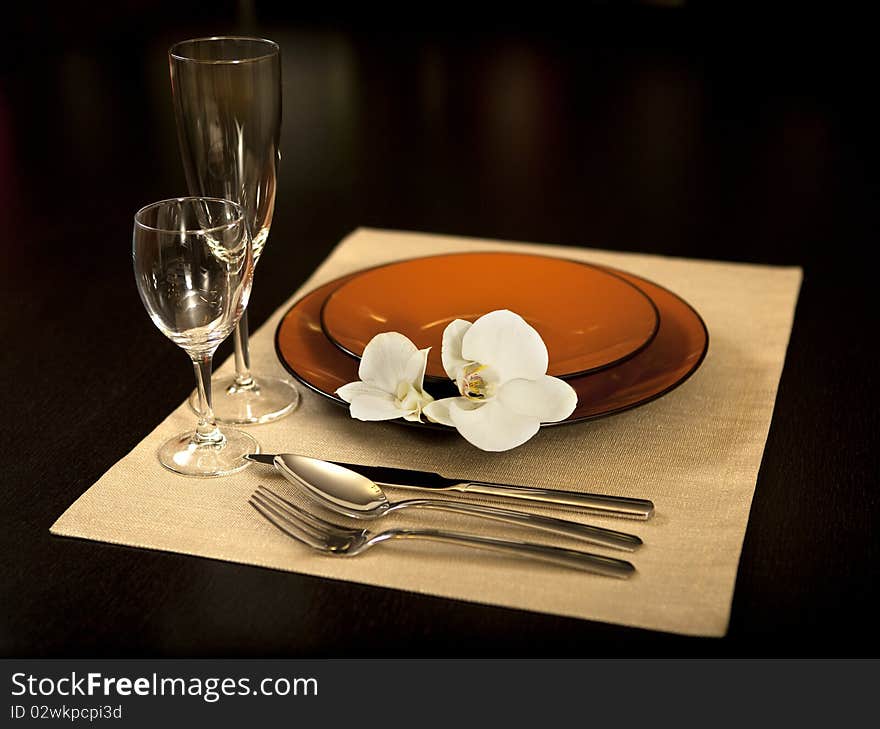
[245,454,654,520]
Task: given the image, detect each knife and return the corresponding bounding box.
[246,454,654,520]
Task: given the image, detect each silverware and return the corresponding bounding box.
[246,453,655,520]
[249,485,636,578]
[245,454,642,551]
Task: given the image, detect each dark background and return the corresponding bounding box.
[1,1,877,656]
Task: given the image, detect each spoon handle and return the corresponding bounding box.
[452,482,654,520]
[381,529,635,578]
[394,500,642,551]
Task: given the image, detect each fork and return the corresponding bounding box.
[250,485,635,579]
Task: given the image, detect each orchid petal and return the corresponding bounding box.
[402,347,431,389]
[448,399,540,452]
[336,381,386,403]
[498,376,578,423]
[423,396,476,427]
[358,332,418,393]
[348,391,410,421]
[441,319,473,380]
[460,310,548,384]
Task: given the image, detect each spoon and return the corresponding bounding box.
[245,454,643,551]
[249,452,654,519]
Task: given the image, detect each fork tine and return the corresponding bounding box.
[254,489,332,542]
[250,494,329,550]
[257,484,359,536]
[249,497,315,547]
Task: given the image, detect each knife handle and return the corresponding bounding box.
[452,482,655,520]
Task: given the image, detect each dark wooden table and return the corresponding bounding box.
[2,5,877,657]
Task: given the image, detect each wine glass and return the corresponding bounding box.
[133,197,258,477]
[169,36,298,425]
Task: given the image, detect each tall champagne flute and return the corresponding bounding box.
[169,36,298,424]
[133,198,257,476]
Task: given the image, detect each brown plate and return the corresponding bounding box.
[320,252,660,380]
[275,259,709,426]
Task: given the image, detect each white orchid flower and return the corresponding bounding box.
[336,332,434,422]
[423,310,577,451]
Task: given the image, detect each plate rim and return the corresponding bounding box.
[317,250,662,381]
[274,252,709,429]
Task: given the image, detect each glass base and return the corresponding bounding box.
[189,374,299,425]
[158,428,259,477]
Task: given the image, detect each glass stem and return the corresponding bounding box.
[232,311,256,389]
[192,353,224,444]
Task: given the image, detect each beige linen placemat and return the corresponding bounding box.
[51,228,802,637]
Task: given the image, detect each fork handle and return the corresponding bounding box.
[381,529,635,578]
[391,500,642,551]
